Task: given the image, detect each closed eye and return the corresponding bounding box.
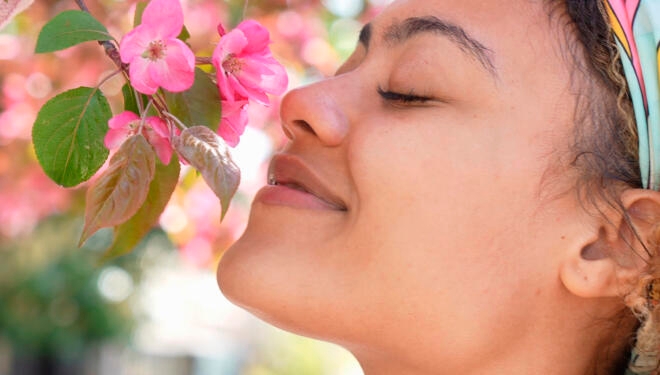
[377,86,433,104]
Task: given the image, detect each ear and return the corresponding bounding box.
[559,189,660,299]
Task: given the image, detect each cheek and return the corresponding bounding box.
[343,112,554,335]
[347,111,531,258]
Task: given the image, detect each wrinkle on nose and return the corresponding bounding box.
[280,81,350,147]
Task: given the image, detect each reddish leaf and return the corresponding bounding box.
[101,156,180,262]
[0,0,34,31]
[80,134,156,245]
[172,126,240,219]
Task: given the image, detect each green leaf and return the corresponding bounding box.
[122,84,139,114]
[80,135,156,246]
[177,26,191,42]
[32,87,112,187]
[121,84,149,114]
[35,10,113,53]
[164,68,221,131]
[133,2,147,27]
[172,126,240,219]
[101,156,180,261]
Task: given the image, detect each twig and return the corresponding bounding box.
[74,0,127,71]
[162,111,189,131]
[96,69,122,88]
[243,0,249,18]
[195,57,212,65]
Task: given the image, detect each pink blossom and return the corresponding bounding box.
[119,0,195,95]
[212,20,288,105]
[218,99,249,147]
[105,111,173,164]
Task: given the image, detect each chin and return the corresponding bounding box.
[216,201,351,340]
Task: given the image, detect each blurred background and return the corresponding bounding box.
[0,0,391,373]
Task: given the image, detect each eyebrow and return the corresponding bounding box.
[358,16,497,77]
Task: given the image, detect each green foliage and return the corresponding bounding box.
[32,87,112,187]
[121,84,140,114]
[102,155,180,261]
[164,68,222,131]
[0,216,135,357]
[80,135,156,245]
[133,2,147,26]
[35,10,113,53]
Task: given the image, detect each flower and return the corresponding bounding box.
[212,20,288,105]
[119,0,195,95]
[105,111,173,164]
[218,99,249,147]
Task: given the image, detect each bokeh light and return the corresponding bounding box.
[0,0,385,373]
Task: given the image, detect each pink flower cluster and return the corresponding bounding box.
[212,20,288,146]
[107,0,288,158]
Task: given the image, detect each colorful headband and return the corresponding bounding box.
[604,0,660,190]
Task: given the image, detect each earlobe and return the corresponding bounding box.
[558,189,660,300]
[559,237,638,299]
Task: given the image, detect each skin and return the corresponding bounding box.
[218,0,655,374]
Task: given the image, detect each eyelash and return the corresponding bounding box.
[377,85,432,104]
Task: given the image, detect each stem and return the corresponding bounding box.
[149,92,168,116]
[243,0,249,18]
[95,69,122,89]
[195,57,213,65]
[74,0,126,71]
[162,111,188,131]
[138,99,155,133]
[135,87,145,114]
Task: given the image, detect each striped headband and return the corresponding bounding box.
[604,0,660,190]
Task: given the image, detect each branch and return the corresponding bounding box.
[74,0,127,72]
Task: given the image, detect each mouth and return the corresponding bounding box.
[255,154,347,211]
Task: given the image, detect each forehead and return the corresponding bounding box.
[375,0,547,37]
[370,0,564,84]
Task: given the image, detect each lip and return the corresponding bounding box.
[255,154,347,211]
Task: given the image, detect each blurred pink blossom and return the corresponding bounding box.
[119,0,194,95]
[212,20,288,105]
[0,169,70,238]
[218,99,249,147]
[105,111,173,164]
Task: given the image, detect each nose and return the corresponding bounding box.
[279,76,351,147]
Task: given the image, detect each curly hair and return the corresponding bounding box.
[548,0,660,374]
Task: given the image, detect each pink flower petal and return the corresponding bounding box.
[129,58,159,95]
[148,38,194,93]
[143,127,172,164]
[217,23,226,37]
[218,100,248,147]
[211,20,288,105]
[104,128,132,150]
[141,0,184,38]
[227,74,251,100]
[213,29,248,63]
[146,116,170,138]
[237,20,271,54]
[119,27,156,64]
[257,61,288,96]
[216,71,235,100]
[108,111,140,129]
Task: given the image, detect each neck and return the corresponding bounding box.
[349,304,634,375]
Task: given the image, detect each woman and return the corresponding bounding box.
[218,0,660,374]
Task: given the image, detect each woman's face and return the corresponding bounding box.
[219,0,587,371]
